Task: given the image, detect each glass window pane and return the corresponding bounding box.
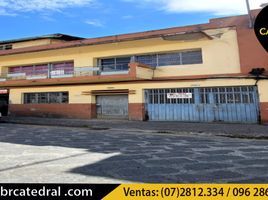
[49,93,61,103]
[62,92,69,103]
[35,64,48,75]
[116,57,130,70]
[101,58,115,71]
[24,93,37,104]
[9,67,21,73]
[52,62,74,75]
[21,66,34,75]
[38,93,48,103]
[136,55,157,67]
[158,53,181,66]
[181,50,202,64]
[23,92,69,104]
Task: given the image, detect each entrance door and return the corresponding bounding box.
[96,95,128,119]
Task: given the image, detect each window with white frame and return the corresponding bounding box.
[136,49,203,67]
[98,49,202,70]
[99,57,131,72]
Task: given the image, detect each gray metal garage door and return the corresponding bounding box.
[145,86,260,123]
[96,95,128,119]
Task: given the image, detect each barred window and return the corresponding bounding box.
[24,92,69,104]
[136,49,202,67]
[199,87,255,104]
[147,88,195,104]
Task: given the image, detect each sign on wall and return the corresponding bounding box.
[167,93,193,99]
[50,70,65,76]
[0,89,8,94]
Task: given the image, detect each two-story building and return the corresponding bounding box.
[0,10,267,123]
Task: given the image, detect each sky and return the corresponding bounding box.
[0,0,266,41]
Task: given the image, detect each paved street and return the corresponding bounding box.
[0,123,268,183]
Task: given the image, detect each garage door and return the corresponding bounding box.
[96,95,128,119]
[145,86,260,123]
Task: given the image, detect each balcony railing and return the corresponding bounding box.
[0,64,130,81]
[0,62,155,87]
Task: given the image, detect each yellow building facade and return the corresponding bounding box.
[0,13,268,123]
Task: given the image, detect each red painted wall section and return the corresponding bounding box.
[237,28,268,74]
[210,10,268,75]
[9,104,93,119]
[260,102,268,124]
[10,103,146,121]
[128,103,145,121]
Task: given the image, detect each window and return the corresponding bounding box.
[181,50,202,65]
[34,64,49,75]
[136,55,157,67]
[0,44,12,50]
[24,92,69,104]
[100,57,130,72]
[158,53,181,66]
[8,61,74,76]
[136,49,202,67]
[51,62,74,75]
[98,49,202,70]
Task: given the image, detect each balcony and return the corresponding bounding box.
[0,62,155,87]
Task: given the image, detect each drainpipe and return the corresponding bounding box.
[249,68,265,124]
[245,0,254,28]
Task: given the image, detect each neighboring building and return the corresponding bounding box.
[0,10,267,123]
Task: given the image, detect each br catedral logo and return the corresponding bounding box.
[255,5,268,52]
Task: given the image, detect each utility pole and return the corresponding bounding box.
[245,0,254,28]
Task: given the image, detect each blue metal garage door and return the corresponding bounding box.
[145,86,260,123]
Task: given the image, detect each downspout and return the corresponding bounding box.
[250,68,266,124]
[245,0,254,28]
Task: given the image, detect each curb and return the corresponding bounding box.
[2,119,268,140]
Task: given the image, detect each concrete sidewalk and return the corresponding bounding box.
[1,116,268,139]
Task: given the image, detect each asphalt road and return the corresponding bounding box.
[0,123,267,183]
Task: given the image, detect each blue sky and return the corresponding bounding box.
[0,0,265,41]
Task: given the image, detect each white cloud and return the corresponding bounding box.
[85,19,104,27]
[123,0,267,15]
[0,0,94,15]
[0,8,16,16]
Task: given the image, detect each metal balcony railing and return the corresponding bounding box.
[0,64,130,81]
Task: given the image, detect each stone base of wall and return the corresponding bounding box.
[9,104,95,119]
[260,102,268,124]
